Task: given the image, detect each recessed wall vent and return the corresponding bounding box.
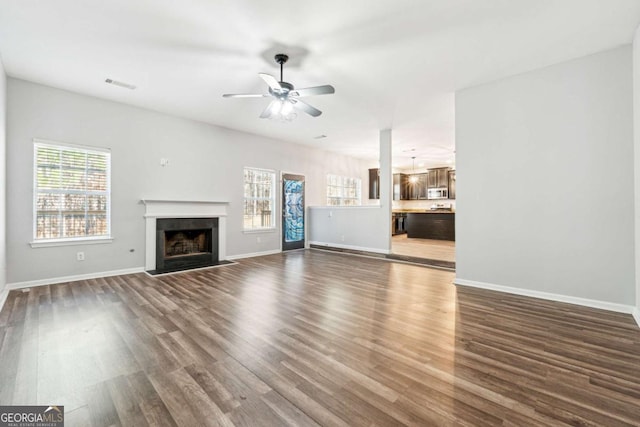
[313,135,327,139]
[105,78,136,90]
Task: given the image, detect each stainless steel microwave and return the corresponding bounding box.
[427,187,448,200]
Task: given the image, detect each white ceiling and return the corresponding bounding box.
[1,0,639,168]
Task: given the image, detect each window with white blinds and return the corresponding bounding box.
[34,140,111,241]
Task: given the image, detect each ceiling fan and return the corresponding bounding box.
[223,53,335,120]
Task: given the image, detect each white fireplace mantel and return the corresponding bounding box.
[141,199,229,271]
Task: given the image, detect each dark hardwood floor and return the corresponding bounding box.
[0,250,639,426]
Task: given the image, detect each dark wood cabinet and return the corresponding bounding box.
[393,173,409,200]
[406,173,428,200]
[406,213,455,241]
[368,168,380,199]
[448,170,456,199]
[417,174,429,199]
[378,168,452,200]
[428,168,449,188]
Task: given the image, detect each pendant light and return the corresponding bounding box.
[409,156,418,183]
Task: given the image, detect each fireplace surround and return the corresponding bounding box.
[141,199,228,274]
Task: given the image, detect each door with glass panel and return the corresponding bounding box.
[282,173,305,251]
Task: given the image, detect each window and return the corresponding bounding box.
[243,168,276,230]
[34,140,111,241]
[327,174,361,206]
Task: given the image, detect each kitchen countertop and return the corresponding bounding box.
[393,209,455,214]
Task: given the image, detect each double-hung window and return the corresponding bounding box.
[34,140,111,242]
[243,167,276,231]
[327,174,361,206]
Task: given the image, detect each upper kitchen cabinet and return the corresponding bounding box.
[448,170,456,199]
[407,173,428,200]
[393,173,409,200]
[427,168,449,188]
[369,168,380,199]
[417,173,429,199]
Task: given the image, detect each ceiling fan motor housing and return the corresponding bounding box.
[269,81,294,98]
[274,54,289,65]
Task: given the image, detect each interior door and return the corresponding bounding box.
[282,173,305,251]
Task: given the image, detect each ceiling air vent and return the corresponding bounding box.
[105,78,136,90]
[314,135,327,140]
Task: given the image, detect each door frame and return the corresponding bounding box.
[281,171,306,251]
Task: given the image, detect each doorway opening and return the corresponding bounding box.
[385,154,456,266]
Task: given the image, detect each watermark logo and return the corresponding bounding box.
[0,405,64,427]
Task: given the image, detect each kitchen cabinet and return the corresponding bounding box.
[427,168,449,188]
[406,212,455,241]
[406,173,428,200]
[417,173,429,199]
[448,170,456,199]
[393,173,409,200]
[373,168,451,200]
[368,168,380,199]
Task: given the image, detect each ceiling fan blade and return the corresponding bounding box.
[292,99,322,117]
[259,100,279,119]
[223,93,269,98]
[290,85,335,97]
[258,73,282,90]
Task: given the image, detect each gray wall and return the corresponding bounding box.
[0,57,6,294]
[456,46,635,305]
[6,78,371,283]
[309,207,389,252]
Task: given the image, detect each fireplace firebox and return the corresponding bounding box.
[154,217,218,273]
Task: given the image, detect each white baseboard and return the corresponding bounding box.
[225,249,282,261]
[308,241,391,255]
[633,308,640,327]
[454,278,635,315]
[7,267,145,290]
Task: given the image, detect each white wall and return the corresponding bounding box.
[0,56,6,297]
[456,46,635,307]
[634,29,640,322]
[6,78,371,284]
[309,129,393,253]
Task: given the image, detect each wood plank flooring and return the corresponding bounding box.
[0,250,639,426]
[392,234,456,263]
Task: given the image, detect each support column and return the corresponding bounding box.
[379,129,392,253]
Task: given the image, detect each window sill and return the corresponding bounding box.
[30,237,114,248]
[243,228,277,234]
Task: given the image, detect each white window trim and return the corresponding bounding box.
[243,167,277,232]
[30,236,114,248]
[33,138,112,243]
[242,229,277,234]
[326,174,362,206]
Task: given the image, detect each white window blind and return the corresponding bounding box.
[327,174,361,206]
[243,168,275,230]
[34,141,111,241]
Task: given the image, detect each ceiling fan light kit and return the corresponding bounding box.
[223,53,335,121]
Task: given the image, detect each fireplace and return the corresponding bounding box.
[155,217,218,273]
[141,199,229,273]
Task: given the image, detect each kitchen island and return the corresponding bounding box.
[402,211,455,241]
